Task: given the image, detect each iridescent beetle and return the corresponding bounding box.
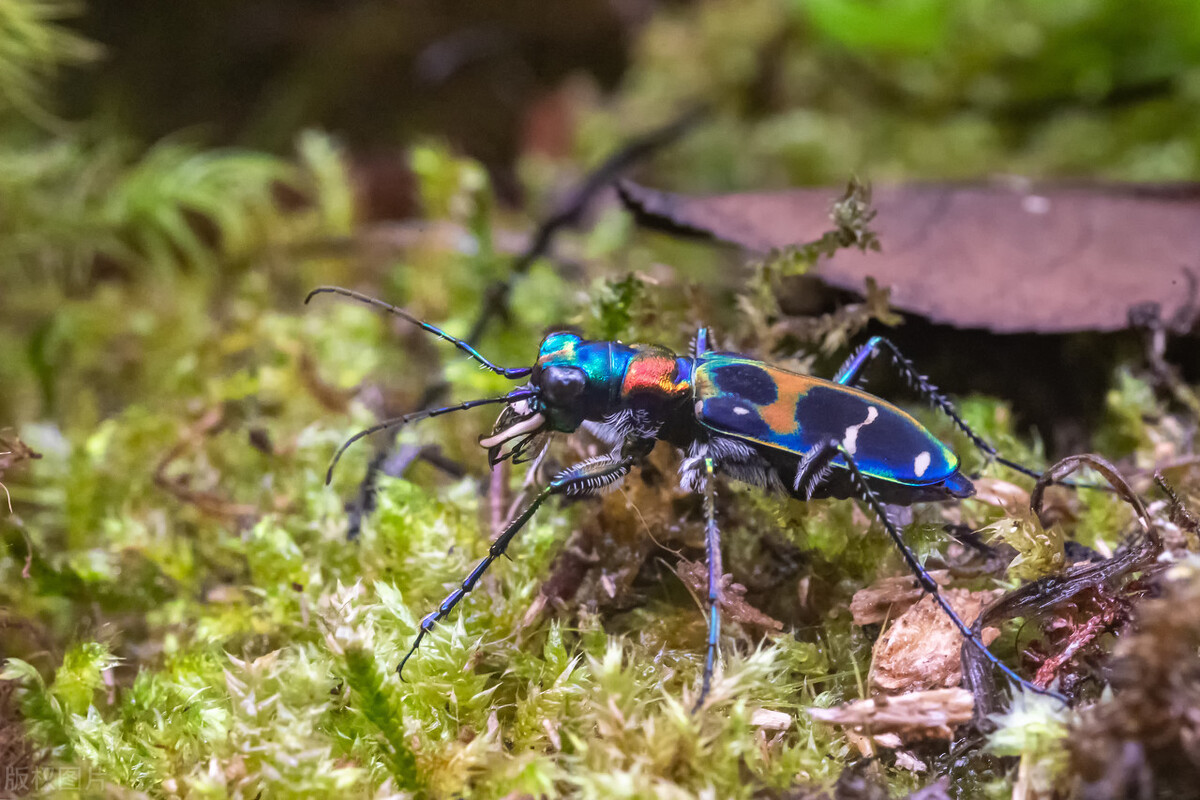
[307,286,1066,707]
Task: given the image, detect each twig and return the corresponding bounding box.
[1128,268,1200,417]
[153,407,260,522]
[464,105,706,345]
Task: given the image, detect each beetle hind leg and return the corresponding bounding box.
[802,438,1068,703]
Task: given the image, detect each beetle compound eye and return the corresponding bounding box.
[542,366,586,405]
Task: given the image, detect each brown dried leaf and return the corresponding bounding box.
[809,688,975,741]
[619,180,1200,334]
[870,588,1000,694]
[849,570,951,626]
[675,560,785,631]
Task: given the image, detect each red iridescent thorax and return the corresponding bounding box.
[620,345,690,401]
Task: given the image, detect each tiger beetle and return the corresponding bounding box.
[307,285,1072,708]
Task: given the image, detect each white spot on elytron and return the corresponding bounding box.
[733,406,750,415]
[842,406,878,456]
[914,451,932,477]
[695,400,704,416]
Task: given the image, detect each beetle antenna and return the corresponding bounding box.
[305,286,533,379]
[325,391,536,485]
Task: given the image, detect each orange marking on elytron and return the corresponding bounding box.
[622,353,686,396]
[754,373,823,435]
[757,384,804,435]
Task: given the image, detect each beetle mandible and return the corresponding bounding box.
[307,285,1067,708]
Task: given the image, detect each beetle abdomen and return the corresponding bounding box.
[694,355,960,488]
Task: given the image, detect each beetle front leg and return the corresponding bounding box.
[397,454,635,679]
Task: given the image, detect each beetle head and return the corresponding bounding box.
[479,332,616,465]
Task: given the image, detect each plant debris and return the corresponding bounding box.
[810,688,975,741]
[0,433,40,516]
[675,560,785,631]
[1071,557,1200,798]
[964,454,1164,716]
[849,570,952,626]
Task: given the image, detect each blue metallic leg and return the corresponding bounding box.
[693,456,723,712]
[815,438,1067,703]
[397,455,634,679]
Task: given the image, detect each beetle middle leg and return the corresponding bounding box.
[804,438,1068,702]
[694,455,723,712]
[834,336,1043,480]
[397,454,636,679]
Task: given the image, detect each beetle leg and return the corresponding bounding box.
[792,439,841,499]
[397,454,635,680]
[694,456,723,712]
[818,438,1069,703]
[834,336,1047,480]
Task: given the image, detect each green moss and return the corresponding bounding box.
[987,691,1072,798]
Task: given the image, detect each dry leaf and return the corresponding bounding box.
[619,180,1200,334]
[749,708,792,731]
[870,588,1000,694]
[971,477,1031,511]
[674,560,785,631]
[849,570,951,626]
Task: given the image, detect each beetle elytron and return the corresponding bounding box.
[307,286,1066,707]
